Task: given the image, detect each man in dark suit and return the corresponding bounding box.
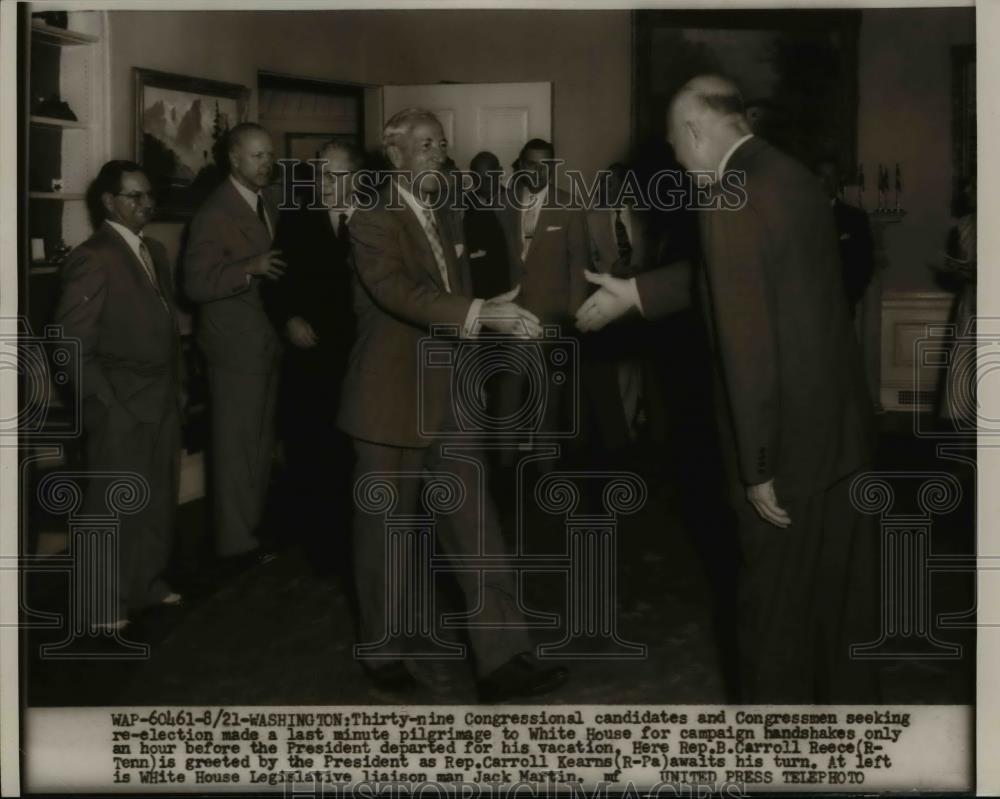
[816,159,876,317]
[464,151,514,300]
[505,138,589,328]
[55,160,182,630]
[577,76,878,703]
[183,123,286,563]
[339,107,568,701]
[498,140,589,456]
[263,140,360,571]
[583,162,655,452]
[461,150,518,472]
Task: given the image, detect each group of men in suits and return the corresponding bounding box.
[57,72,879,703]
[55,124,291,631]
[460,143,657,460]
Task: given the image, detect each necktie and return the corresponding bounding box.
[614,209,632,268]
[138,240,169,312]
[420,208,451,292]
[521,201,539,260]
[337,212,350,246]
[256,193,271,237]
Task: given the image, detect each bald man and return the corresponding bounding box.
[184,123,285,563]
[577,76,878,703]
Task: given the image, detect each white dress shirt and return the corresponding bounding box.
[106,219,147,265]
[106,220,168,310]
[328,205,356,233]
[717,133,755,181]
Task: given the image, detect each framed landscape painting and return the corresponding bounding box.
[134,68,250,219]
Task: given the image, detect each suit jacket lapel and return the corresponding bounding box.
[397,198,448,291]
[100,223,170,314]
[221,179,273,250]
[631,210,646,268]
[526,186,562,262]
[592,211,616,271]
[502,187,525,263]
[149,244,177,314]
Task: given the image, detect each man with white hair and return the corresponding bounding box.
[576,76,877,703]
[338,108,568,701]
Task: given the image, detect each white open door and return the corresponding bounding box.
[381,82,552,176]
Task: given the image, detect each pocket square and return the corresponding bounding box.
[470,249,487,259]
[839,233,851,240]
[454,243,465,257]
[545,225,563,232]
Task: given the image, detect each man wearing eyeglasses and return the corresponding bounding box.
[262,140,362,574]
[55,160,183,631]
[184,123,285,570]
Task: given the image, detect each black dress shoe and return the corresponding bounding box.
[478,653,568,703]
[366,662,418,694]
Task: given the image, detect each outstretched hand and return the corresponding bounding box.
[478,285,543,339]
[575,270,639,332]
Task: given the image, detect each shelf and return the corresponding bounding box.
[31,21,99,47]
[30,115,89,130]
[29,265,61,276]
[29,192,85,200]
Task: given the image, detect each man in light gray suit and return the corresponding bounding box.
[340,108,568,701]
[184,123,286,562]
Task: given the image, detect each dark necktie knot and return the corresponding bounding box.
[337,212,350,247]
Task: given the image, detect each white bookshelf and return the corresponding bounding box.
[27,10,109,263]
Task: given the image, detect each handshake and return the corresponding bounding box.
[478,271,640,339]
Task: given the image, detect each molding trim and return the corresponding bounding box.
[880,290,955,412]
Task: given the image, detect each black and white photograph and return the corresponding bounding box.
[0,0,994,795]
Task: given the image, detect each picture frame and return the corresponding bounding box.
[284,131,359,162]
[631,9,861,174]
[133,67,250,219]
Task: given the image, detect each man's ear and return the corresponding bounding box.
[101,192,115,218]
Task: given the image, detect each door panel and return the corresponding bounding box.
[382,82,551,175]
